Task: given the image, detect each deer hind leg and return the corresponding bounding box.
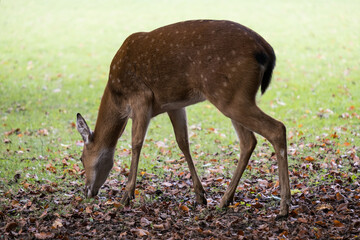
[219,121,257,208]
[168,108,207,205]
[121,104,151,206]
[219,103,290,218]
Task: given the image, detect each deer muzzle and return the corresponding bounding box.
[84,184,99,198]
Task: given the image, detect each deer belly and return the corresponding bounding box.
[153,89,206,112]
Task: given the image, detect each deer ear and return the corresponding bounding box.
[76,113,93,144]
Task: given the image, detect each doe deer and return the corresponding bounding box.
[76,20,291,219]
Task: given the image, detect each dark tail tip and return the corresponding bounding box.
[255,50,276,95]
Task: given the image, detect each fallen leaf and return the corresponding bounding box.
[34,232,55,239]
[140,217,151,227]
[4,222,17,232]
[153,224,165,231]
[162,182,173,187]
[315,221,327,227]
[316,204,333,211]
[52,218,63,229]
[336,192,344,201]
[251,202,263,209]
[85,206,92,214]
[131,228,150,237]
[333,220,344,227]
[179,204,189,212]
[304,156,315,162]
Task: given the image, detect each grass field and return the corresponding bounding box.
[1,0,360,238]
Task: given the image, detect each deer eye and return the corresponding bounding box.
[80,157,83,163]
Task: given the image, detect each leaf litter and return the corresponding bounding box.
[0,135,359,239]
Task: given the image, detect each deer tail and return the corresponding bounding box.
[255,47,276,95]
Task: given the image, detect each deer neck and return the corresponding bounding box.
[93,87,128,151]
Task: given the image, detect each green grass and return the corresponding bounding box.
[1,0,359,192]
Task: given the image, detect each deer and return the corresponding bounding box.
[76,20,291,219]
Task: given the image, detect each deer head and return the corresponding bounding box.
[76,113,114,198]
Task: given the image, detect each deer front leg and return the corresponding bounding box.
[219,121,257,208]
[121,106,151,206]
[168,108,207,205]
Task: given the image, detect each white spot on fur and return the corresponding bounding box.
[231,67,236,72]
[231,50,236,55]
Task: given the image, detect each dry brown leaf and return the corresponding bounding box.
[140,217,151,227]
[85,206,92,214]
[315,221,327,227]
[316,204,333,211]
[333,220,345,227]
[51,218,63,229]
[153,224,165,231]
[335,192,344,201]
[131,228,150,237]
[4,222,18,232]
[304,156,315,162]
[34,232,55,239]
[179,204,189,212]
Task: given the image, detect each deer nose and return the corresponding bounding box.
[84,185,99,198]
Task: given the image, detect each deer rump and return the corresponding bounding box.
[108,20,275,117]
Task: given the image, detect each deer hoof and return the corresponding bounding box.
[196,192,207,206]
[219,197,232,208]
[275,213,289,221]
[120,193,133,206]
